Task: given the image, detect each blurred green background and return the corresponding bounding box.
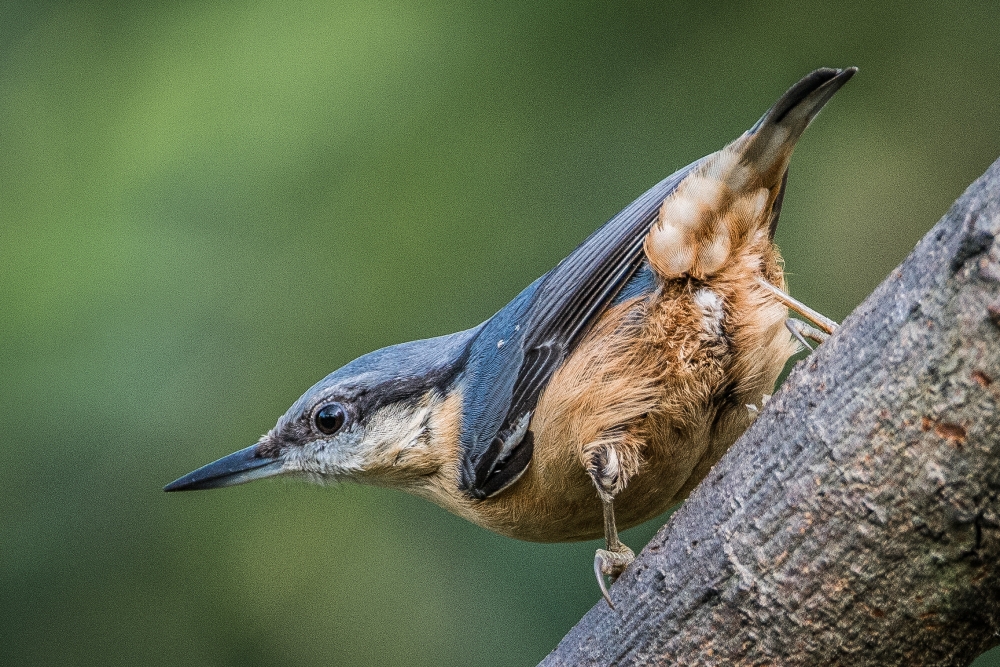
[3,1,999,665]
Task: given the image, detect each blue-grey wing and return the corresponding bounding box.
[458,159,700,498]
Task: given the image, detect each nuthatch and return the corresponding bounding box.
[166,68,854,606]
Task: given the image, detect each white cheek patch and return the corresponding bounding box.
[285,401,438,482]
[283,428,367,478]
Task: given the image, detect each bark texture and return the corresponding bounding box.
[541,157,1000,666]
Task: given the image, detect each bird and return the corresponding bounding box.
[165,67,855,606]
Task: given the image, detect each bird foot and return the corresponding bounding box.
[594,544,635,608]
[757,277,838,335]
[786,318,830,351]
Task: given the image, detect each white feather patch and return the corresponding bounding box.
[680,175,724,212]
[647,221,695,277]
[662,195,701,231]
[694,288,724,337]
[697,232,731,276]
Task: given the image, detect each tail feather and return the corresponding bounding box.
[743,67,856,173]
[644,68,855,280]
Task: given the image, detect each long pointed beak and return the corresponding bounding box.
[163,444,283,492]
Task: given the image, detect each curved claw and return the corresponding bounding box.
[786,318,814,351]
[594,552,615,609]
[786,318,830,352]
[594,546,635,608]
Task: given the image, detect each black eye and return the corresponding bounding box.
[315,403,347,435]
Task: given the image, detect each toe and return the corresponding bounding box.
[594,546,636,608]
[594,552,615,608]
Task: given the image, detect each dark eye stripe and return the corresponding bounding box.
[315,404,346,435]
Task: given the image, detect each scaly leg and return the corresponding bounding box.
[757,277,839,335]
[585,442,635,608]
[594,499,634,608]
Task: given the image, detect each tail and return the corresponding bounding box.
[741,67,857,180]
[644,68,855,280]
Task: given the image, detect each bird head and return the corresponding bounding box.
[164,329,476,493]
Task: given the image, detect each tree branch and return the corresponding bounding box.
[541,157,1000,666]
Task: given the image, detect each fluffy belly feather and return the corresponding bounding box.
[462,255,796,543]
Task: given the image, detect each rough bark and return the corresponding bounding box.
[540,157,1000,666]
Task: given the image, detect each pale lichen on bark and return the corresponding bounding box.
[541,157,1000,666]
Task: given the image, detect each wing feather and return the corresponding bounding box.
[459,159,699,498]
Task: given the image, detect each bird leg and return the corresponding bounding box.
[786,318,830,351]
[585,441,636,608]
[756,277,839,335]
[594,498,634,608]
